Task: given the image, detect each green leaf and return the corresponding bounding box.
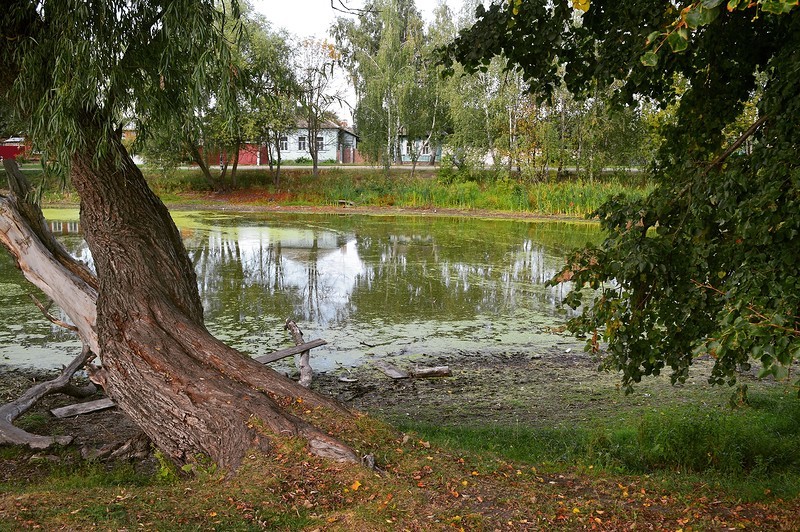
[773,364,790,380]
[640,51,659,67]
[727,0,745,10]
[667,29,689,52]
[702,0,725,7]
[761,0,796,14]
[646,31,661,45]
[685,6,721,28]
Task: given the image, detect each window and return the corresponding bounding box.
[298,136,307,150]
[279,136,288,151]
[421,142,430,155]
[315,136,324,150]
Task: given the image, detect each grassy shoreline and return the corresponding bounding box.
[2,352,799,530]
[19,165,653,219]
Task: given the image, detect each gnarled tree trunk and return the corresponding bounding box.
[73,121,358,471]
[0,123,359,472]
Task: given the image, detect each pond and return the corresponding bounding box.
[0,209,600,372]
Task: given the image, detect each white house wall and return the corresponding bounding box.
[280,128,341,162]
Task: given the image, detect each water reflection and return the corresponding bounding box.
[187,223,363,327]
[0,210,600,370]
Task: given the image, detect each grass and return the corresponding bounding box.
[396,387,800,502]
[8,164,653,217]
[3,377,798,529]
[3,397,800,530]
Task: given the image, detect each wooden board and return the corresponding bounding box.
[253,338,327,364]
[374,360,409,379]
[50,398,115,418]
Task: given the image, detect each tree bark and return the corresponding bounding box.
[230,144,240,189]
[0,123,359,471]
[0,161,100,447]
[0,161,98,353]
[186,140,220,191]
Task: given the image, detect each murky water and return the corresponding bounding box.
[0,209,600,371]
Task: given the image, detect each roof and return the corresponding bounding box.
[295,120,358,138]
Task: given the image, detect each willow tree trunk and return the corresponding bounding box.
[68,120,357,472]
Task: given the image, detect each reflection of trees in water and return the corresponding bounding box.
[349,229,573,322]
[180,216,594,328]
[34,214,593,329]
[41,216,594,330]
[186,226,358,326]
[1,214,597,368]
[0,234,92,342]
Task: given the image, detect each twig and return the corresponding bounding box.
[691,279,800,336]
[29,294,79,332]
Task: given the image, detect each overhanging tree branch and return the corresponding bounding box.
[704,114,770,175]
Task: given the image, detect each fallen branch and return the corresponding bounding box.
[409,366,451,378]
[0,346,96,448]
[50,397,114,419]
[285,319,313,387]
[374,360,409,379]
[0,159,100,448]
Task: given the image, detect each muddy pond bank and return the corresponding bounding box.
[0,338,773,474]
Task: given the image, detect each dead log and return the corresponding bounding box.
[0,161,99,354]
[253,338,327,364]
[0,160,100,448]
[285,319,313,387]
[409,366,452,378]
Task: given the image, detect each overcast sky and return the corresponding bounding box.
[252,0,466,40]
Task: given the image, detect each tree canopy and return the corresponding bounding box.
[2,0,242,173]
[447,1,800,390]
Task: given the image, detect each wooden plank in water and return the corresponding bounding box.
[374,360,409,379]
[51,398,115,418]
[254,338,327,364]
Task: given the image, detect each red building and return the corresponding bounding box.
[237,143,270,166]
[0,137,29,161]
